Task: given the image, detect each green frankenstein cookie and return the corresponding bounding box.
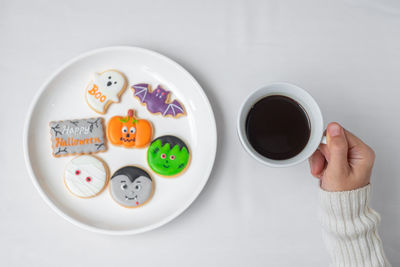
[147,135,190,177]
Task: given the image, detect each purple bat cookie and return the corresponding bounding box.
[131,84,185,117]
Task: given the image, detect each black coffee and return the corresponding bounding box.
[245,95,310,160]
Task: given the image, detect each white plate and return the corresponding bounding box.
[23,46,217,235]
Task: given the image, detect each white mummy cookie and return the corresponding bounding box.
[64,155,109,198]
[109,166,154,208]
[85,69,127,114]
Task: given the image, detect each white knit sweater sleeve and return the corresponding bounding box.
[319,184,390,267]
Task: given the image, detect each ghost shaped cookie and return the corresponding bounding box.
[109,166,154,208]
[85,69,127,114]
[64,155,109,198]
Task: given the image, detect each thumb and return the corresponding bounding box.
[326,122,350,173]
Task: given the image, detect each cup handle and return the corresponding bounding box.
[321,136,327,144]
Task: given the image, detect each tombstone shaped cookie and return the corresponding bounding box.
[49,117,106,157]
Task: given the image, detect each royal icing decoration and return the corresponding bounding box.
[49,118,106,157]
[107,109,152,148]
[109,166,154,208]
[147,135,190,177]
[85,69,127,114]
[64,155,108,198]
[131,84,185,117]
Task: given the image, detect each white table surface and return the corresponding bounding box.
[1,0,399,266]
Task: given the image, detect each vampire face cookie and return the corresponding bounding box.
[107,109,152,148]
[131,84,185,117]
[49,117,106,157]
[147,135,190,177]
[64,155,109,198]
[109,166,154,208]
[85,69,127,114]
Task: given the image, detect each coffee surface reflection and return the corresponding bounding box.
[245,95,311,160]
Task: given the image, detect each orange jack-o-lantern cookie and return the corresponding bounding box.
[107,109,152,148]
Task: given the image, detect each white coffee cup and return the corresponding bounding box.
[237,82,325,168]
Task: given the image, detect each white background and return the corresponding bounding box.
[1,0,399,266]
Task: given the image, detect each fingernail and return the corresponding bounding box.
[328,123,342,137]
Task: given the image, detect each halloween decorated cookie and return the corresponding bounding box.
[107,109,152,148]
[49,118,106,157]
[109,166,154,208]
[131,84,185,118]
[64,155,109,198]
[147,135,190,177]
[85,69,127,114]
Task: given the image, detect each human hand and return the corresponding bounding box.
[308,122,375,192]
